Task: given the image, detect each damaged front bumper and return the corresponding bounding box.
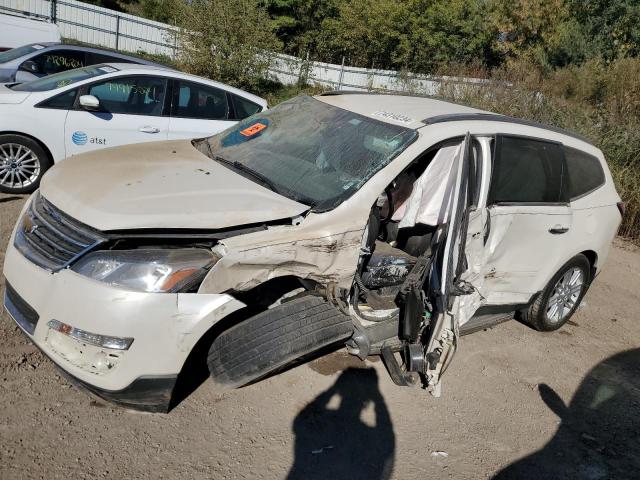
[2,233,245,412]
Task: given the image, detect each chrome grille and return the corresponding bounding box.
[14,192,106,272]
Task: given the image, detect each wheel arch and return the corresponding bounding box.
[0,131,55,164]
[580,249,598,281]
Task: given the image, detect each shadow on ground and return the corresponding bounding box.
[494,348,640,480]
[287,367,394,480]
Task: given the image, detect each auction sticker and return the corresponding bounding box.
[372,111,414,124]
[240,122,267,137]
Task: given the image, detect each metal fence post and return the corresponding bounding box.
[50,0,57,23]
[115,15,121,50]
[337,56,345,90]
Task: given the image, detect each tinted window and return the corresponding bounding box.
[0,44,43,63]
[173,81,229,120]
[38,89,77,109]
[88,76,167,116]
[489,136,567,204]
[563,146,605,199]
[28,49,86,75]
[86,52,135,65]
[231,94,261,119]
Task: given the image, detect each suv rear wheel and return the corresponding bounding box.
[0,134,51,194]
[521,254,591,331]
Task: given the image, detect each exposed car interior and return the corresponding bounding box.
[353,139,481,321]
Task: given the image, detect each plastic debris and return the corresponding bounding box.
[431,451,449,458]
[311,445,334,454]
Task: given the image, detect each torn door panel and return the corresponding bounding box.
[199,229,365,294]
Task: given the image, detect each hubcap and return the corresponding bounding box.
[0,143,41,189]
[546,267,584,323]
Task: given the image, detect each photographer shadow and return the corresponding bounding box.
[287,367,395,480]
[493,348,640,479]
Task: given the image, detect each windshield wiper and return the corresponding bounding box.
[212,154,281,194]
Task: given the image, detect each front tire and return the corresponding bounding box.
[207,296,353,388]
[0,134,51,194]
[521,254,591,331]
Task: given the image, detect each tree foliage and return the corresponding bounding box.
[173,0,281,90]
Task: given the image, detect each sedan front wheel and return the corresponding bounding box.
[0,134,51,194]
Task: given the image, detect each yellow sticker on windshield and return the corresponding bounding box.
[240,122,267,137]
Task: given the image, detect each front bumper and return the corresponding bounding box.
[4,283,177,412]
[2,227,245,411]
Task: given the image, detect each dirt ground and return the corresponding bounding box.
[1,192,639,480]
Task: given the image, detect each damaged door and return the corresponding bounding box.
[385,133,485,395]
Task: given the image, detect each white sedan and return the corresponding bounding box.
[0,63,267,193]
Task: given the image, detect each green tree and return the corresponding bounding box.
[174,0,281,90]
[125,0,181,24]
[317,0,498,73]
[265,0,339,56]
[567,0,640,61]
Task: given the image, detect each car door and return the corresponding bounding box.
[418,133,488,395]
[16,48,86,82]
[482,135,573,306]
[64,75,169,157]
[168,79,236,139]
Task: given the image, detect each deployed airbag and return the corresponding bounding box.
[392,143,462,228]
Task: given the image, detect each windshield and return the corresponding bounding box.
[10,65,117,92]
[200,95,417,209]
[0,44,44,63]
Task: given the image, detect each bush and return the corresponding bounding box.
[173,0,281,91]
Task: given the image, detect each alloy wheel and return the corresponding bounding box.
[546,267,584,323]
[0,143,41,190]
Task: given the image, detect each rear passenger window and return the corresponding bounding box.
[563,146,605,200]
[489,136,568,204]
[29,50,86,75]
[172,81,229,120]
[231,94,261,119]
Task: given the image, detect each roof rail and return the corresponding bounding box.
[422,113,592,144]
[320,90,434,98]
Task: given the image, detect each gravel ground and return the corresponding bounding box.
[1,192,639,480]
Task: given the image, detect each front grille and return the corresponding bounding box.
[14,192,105,272]
[4,281,39,335]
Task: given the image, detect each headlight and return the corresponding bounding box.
[71,248,217,293]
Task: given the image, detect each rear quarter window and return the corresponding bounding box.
[563,146,606,200]
[231,94,262,119]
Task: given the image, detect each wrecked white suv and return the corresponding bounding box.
[3,93,623,412]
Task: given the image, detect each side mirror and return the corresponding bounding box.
[20,60,40,74]
[79,94,100,111]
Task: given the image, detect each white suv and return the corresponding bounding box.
[0,63,267,193]
[2,93,622,412]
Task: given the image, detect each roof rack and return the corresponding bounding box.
[421,113,592,144]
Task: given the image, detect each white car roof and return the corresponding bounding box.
[316,91,591,144]
[102,62,267,106]
[317,92,486,129]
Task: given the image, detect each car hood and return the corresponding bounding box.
[40,140,309,231]
[0,83,30,103]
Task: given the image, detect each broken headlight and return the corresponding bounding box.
[71,248,217,293]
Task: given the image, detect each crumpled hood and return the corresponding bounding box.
[0,83,30,104]
[40,140,309,231]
